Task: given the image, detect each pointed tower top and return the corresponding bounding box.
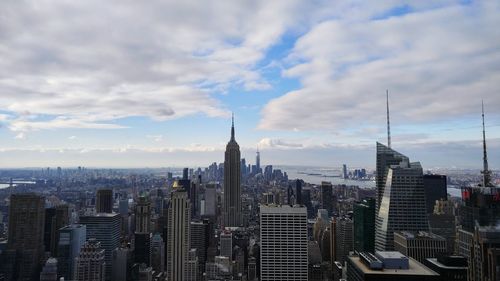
[481,100,492,187]
[231,112,235,141]
[386,90,391,148]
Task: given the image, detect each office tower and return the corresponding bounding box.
[183,167,189,180]
[96,189,113,213]
[374,144,429,251]
[248,257,257,281]
[424,255,468,281]
[190,220,209,274]
[342,164,348,179]
[137,265,153,281]
[375,142,408,211]
[220,231,232,259]
[150,233,164,273]
[75,239,106,281]
[80,213,121,280]
[119,199,129,216]
[256,149,261,173]
[428,199,456,254]
[135,196,151,233]
[393,231,447,263]
[186,249,199,281]
[40,258,58,281]
[346,251,439,281]
[44,204,69,256]
[57,224,87,280]
[330,216,353,264]
[260,205,308,281]
[223,115,242,227]
[353,198,376,253]
[204,183,216,217]
[3,193,45,281]
[295,179,303,205]
[112,247,131,281]
[166,185,191,281]
[134,196,152,266]
[423,174,447,214]
[320,181,334,217]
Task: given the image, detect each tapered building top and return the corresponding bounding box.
[481,101,492,187]
[231,112,235,142]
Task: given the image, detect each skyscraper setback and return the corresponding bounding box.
[223,115,242,227]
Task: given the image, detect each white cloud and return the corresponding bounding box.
[259,1,500,134]
[0,0,338,133]
[68,136,77,140]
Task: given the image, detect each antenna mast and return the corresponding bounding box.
[386,90,391,148]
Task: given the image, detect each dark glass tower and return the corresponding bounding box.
[353,198,375,253]
[375,142,407,211]
[423,174,447,214]
[223,114,242,227]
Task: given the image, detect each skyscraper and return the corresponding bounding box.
[423,174,447,214]
[320,181,334,217]
[375,142,408,212]
[375,144,429,251]
[219,231,232,259]
[3,193,45,281]
[134,196,152,266]
[150,233,165,273]
[223,114,242,227]
[75,239,106,281]
[80,213,121,280]
[256,148,261,174]
[353,198,376,253]
[57,224,87,280]
[44,204,69,256]
[96,189,113,213]
[330,216,353,264]
[260,205,308,281]
[167,183,191,281]
[295,179,303,205]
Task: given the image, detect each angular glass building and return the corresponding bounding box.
[375,143,429,251]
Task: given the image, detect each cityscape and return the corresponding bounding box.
[1,1,500,281]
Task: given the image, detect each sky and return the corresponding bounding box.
[0,0,499,169]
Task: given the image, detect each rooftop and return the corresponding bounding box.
[349,256,439,276]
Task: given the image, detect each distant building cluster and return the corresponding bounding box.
[0,106,498,281]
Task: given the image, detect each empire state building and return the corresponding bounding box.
[223,114,241,227]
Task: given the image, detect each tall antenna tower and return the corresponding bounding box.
[481,100,492,187]
[386,90,391,148]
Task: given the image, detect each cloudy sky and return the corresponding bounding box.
[0,0,499,169]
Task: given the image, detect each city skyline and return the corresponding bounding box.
[1,1,500,168]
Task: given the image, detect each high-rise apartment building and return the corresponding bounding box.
[80,213,121,280]
[96,189,113,213]
[375,144,429,251]
[57,224,87,280]
[167,185,191,281]
[75,239,106,281]
[223,115,242,227]
[260,205,308,281]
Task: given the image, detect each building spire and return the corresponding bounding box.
[481,100,492,187]
[386,89,391,148]
[231,112,235,141]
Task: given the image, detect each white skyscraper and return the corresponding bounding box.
[260,205,308,281]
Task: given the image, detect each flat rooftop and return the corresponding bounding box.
[349,256,439,276]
